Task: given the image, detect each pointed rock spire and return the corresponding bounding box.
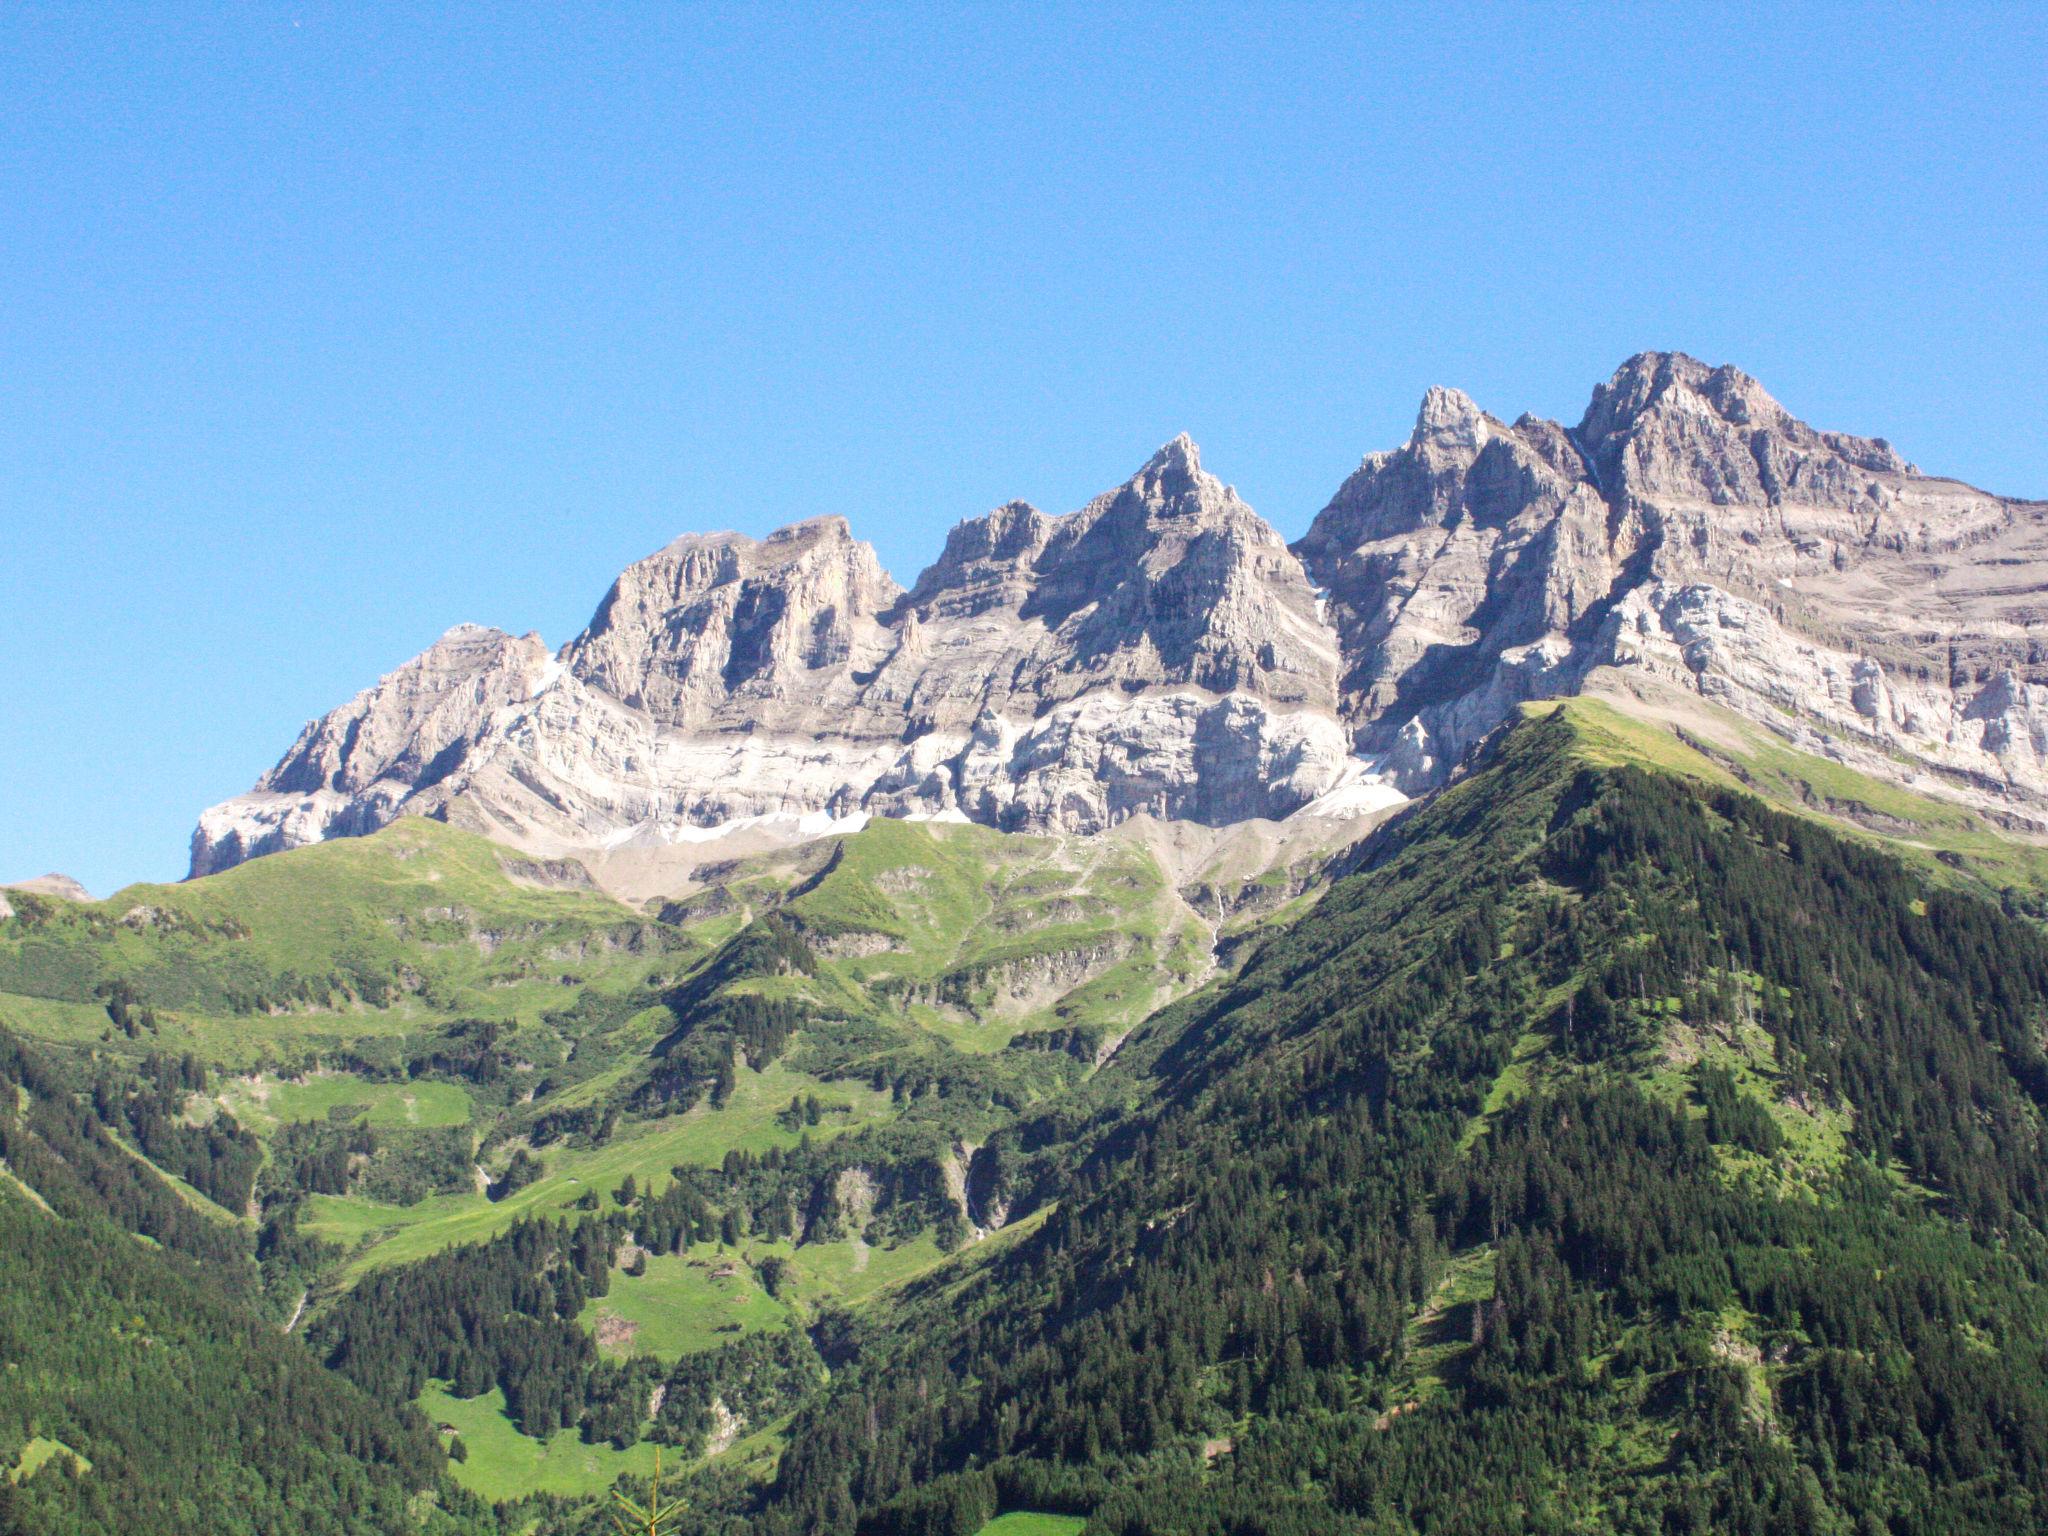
[1143,432,1202,475]
[1411,386,1491,455]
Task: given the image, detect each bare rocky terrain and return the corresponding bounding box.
[192,352,2048,878]
[0,873,93,921]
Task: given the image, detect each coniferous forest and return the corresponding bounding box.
[8,707,2048,1534]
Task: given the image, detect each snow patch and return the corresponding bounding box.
[603,808,873,850]
[1290,759,1408,820]
[530,657,567,697]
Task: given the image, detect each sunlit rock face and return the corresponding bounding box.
[193,438,1354,873]
[192,352,2048,876]
[1293,351,2048,820]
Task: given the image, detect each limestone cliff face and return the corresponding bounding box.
[190,354,2048,876]
[857,435,1346,830]
[190,625,555,876]
[193,439,1351,873]
[560,516,903,732]
[1292,386,1619,782]
[1294,352,2048,815]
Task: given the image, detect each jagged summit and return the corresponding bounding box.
[1125,431,1227,511]
[1576,349,1915,505]
[192,356,2048,877]
[1142,430,1202,475]
[1294,350,2044,798]
[1410,385,1495,457]
[195,433,1353,875]
[1584,349,1777,424]
[562,507,900,728]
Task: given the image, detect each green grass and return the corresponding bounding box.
[10,1436,90,1482]
[1538,695,2048,909]
[107,818,636,977]
[976,1515,1088,1536]
[0,993,126,1047]
[787,818,991,945]
[716,1411,795,1484]
[1641,1001,1852,1196]
[1735,734,2048,903]
[788,819,1189,1044]
[0,1164,54,1213]
[879,1204,1058,1328]
[1460,1028,1551,1151]
[419,1383,655,1501]
[784,1229,949,1306]
[1534,697,1743,785]
[0,818,666,1071]
[0,807,1341,1514]
[220,1072,473,1132]
[307,1059,895,1277]
[1399,1246,1497,1402]
[581,1248,790,1361]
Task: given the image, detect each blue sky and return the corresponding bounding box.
[3,4,2044,894]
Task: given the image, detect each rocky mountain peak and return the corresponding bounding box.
[905,439,1267,628]
[898,500,1054,622]
[1134,431,1205,495]
[189,355,2048,878]
[1582,349,1780,429]
[189,624,554,877]
[1293,352,2045,815]
[1108,433,1242,529]
[1144,430,1201,471]
[628,513,885,597]
[1411,385,1494,460]
[562,515,902,726]
[1576,350,1913,508]
[1,873,93,902]
[257,624,551,801]
[1295,385,1590,567]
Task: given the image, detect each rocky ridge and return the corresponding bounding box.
[1296,353,2048,805]
[192,354,2048,877]
[0,873,94,921]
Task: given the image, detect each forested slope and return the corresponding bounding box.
[8,703,2048,1535]
[0,1031,493,1536]
[0,811,1240,1523]
[751,709,2048,1536]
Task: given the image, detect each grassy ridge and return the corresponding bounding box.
[1541,694,2048,908]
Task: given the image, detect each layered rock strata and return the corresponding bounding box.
[193,354,2048,875]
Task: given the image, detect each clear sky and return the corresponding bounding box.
[3,4,2044,895]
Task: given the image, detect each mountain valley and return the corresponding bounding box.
[9,355,2048,1536]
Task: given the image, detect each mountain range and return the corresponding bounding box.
[191,351,2048,883]
[8,353,2048,1536]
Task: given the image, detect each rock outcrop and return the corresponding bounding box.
[0,873,94,920]
[191,354,2048,876]
[2,874,93,902]
[191,625,557,875]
